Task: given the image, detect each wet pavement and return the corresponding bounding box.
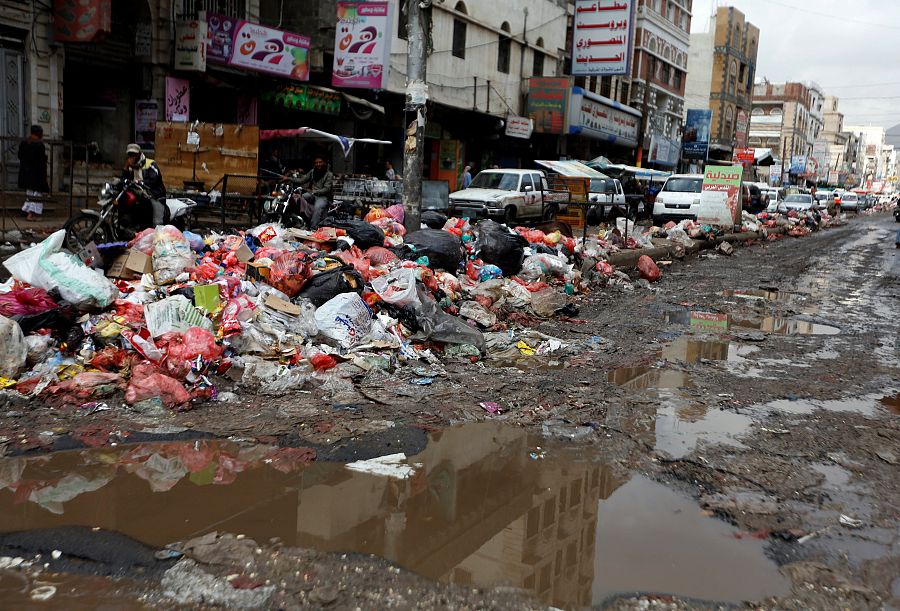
[665,310,841,336]
[0,422,791,608]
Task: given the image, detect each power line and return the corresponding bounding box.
[756,0,900,30]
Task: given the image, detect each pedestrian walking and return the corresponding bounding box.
[18,125,49,221]
[385,161,398,180]
[459,164,473,189]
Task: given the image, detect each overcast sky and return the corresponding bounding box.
[690,0,900,130]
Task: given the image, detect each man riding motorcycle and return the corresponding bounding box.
[290,156,333,228]
[122,143,166,228]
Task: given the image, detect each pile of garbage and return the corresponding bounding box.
[0,206,593,412]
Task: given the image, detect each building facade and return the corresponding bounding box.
[750,81,818,184]
[846,125,886,187]
[683,6,758,160]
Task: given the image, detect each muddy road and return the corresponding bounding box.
[0,213,898,609]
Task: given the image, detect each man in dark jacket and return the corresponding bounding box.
[122,143,167,226]
[18,125,49,221]
[292,156,334,228]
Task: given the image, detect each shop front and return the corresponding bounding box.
[566,87,640,163]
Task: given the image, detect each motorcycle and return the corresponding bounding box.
[260,175,357,229]
[63,179,196,253]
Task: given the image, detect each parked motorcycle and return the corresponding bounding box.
[63,179,196,253]
[260,177,357,229]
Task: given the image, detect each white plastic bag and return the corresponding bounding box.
[371,267,419,307]
[519,253,571,282]
[0,314,27,377]
[152,225,194,284]
[3,230,119,310]
[314,292,373,348]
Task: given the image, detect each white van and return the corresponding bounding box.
[652,174,704,224]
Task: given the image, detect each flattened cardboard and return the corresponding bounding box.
[235,243,254,263]
[106,249,153,279]
[264,294,301,316]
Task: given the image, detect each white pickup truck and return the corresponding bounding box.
[586,177,627,223]
[448,169,568,223]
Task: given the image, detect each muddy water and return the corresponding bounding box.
[0,424,789,607]
[666,310,840,336]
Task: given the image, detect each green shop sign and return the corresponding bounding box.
[263,85,342,115]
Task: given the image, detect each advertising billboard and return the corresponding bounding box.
[571,0,635,76]
[697,165,742,228]
[682,109,712,160]
[333,2,392,89]
[207,13,310,81]
[527,78,571,134]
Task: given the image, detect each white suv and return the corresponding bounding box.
[652,174,704,224]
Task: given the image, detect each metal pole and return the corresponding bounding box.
[402,0,430,234]
[636,82,651,166]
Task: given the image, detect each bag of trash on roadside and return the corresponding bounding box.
[475,220,529,276]
[268,251,313,297]
[637,255,662,282]
[125,361,191,409]
[411,286,485,349]
[314,292,373,348]
[518,253,571,282]
[3,230,119,310]
[371,267,419,307]
[326,219,386,249]
[153,225,195,284]
[402,229,464,271]
[0,314,27,377]
[0,287,57,317]
[421,210,448,229]
[299,265,364,307]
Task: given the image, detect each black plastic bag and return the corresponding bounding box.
[402,229,464,271]
[421,210,448,229]
[325,219,385,249]
[474,220,529,276]
[298,265,364,307]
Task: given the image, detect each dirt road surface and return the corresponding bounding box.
[1,213,898,609]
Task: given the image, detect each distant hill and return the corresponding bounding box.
[886,123,900,147]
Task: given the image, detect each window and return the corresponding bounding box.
[620,81,630,104]
[728,59,737,95]
[674,70,682,90]
[600,76,612,97]
[180,0,243,19]
[452,19,466,58]
[725,105,734,135]
[661,63,670,85]
[520,174,534,192]
[498,35,511,73]
[531,174,544,190]
[532,51,544,76]
[454,1,468,13]
[739,63,746,83]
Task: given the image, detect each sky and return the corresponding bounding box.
[689,0,900,131]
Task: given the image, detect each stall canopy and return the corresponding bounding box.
[754,148,776,166]
[535,159,608,178]
[259,127,391,157]
[586,156,671,181]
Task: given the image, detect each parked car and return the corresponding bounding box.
[652,174,704,224]
[448,169,567,223]
[763,188,781,211]
[781,193,816,212]
[839,192,860,213]
[586,177,628,224]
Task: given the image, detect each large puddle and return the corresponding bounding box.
[0,424,789,607]
[666,310,840,336]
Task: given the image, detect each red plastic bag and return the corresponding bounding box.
[128,228,156,254]
[310,353,338,371]
[364,246,398,266]
[125,362,191,409]
[0,287,57,317]
[268,252,313,297]
[44,372,124,403]
[637,255,662,282]
[364,208,390,223]
[112,299,144,325]
[595,260,615,277]
[90,346,132,372]
[160,327,223,379]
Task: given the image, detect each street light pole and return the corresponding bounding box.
[402,0,431,233]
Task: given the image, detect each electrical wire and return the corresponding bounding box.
[755,0,900,30]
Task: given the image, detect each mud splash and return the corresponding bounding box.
[666,310,840,336]
[0,423,790,607]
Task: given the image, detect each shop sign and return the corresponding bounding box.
[571,0,634,77]
[134,100,158,150]
[649,134,680,167]
[789,155,807,174]
[527,77,570,134]
[262,85,342,115]
[207,13,310,81]
[735,110,749,148]
[682,109,712,160]
[53,0,111,42]
[732,147,755,165]
[165,77,190,122]
[175,20,207,71]
[505,116,534,139]
[333,2,392,89]
[697,165,742,228]
[568,90,639,147]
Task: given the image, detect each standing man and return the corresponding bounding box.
[18,125,49,221]
[385,161,397,180]
[293,156,334,228]
[459,164,473,190]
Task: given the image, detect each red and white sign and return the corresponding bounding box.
[505,116,534,139]
[733,147,755,165]
[571,0,634,76]
[207,13,310,81]
[332,2,392,90]
[735,110,749,148]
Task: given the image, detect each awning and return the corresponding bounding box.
[586,159,671,181]
[259,127,391,158]
[535,159,608,178]
[340,92,385,115]
[754,148,776,166]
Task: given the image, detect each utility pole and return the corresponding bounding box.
[402,0,431,233]
[635,82,651,166]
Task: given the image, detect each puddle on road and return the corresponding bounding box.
[666,310,840,336]
[0,424,789,608]
[723,289,796,301]
[880,393,900,415]
[607,366,692,390]
[764,391,900,416]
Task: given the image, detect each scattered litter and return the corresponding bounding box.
[480,401,502,415]
[345,453,420,479]
[839,514,864,529]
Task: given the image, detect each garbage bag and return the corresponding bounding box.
[421,210,448,229]
[411,286,484,349]
[0,314,27,377]
[0,287,57,317]
[314,292,373,348]
[519,253,571,282]
[162,327,223,370]
[3,230,119,310]
[402,229,464,271]
[637,255,662,282]
[24,334,54,366]
[326,219,385,249]
[125,362,191,409]
[371,267,419,307]
[153,225,195,284]
[475,220,529,276]
[365,246,399,266]
[298,265,364,307]
[268,251,313,297]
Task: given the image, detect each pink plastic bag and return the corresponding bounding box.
[0,287,57,317]
[385,204,405,223]
[161,327,223,379]
[128,228,157,254]
[637,255,662,282]
[365,246,398,266]
[126,362,191,409]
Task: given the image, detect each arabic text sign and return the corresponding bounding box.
[165,77,190,122]
[333,2,392,89]
[572,0,634,76]
[733,147,755,165]
[505,116,534,139]
[175,20,207,71]
[527,78,570,134]
[682,109,712,160]
[735,110,749,148]
[571,93,639,146]
[698,165,742,228]
[207,13,310,81]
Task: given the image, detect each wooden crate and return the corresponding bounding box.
[557,204,585,228]
[154,122,260,193]
[548,176,590,204]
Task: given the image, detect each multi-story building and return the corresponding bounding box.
[819,96,857,187]
[750,81,819,184]
[683,6,759,160]
[846,124,886,187]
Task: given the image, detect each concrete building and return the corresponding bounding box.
[846,124,886,187]
[683,6,759,160]
[750,81,819,185]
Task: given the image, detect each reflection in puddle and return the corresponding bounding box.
[607,367,692,390]
[655,402,753,459]
[666,310,840,336]
[593,476,789,603]
[723,289,795,301]
[0,423,790,608]
[880,394,900,415]
[811,463,851,489]
[764,392,899,416]
[662,336,731,363]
